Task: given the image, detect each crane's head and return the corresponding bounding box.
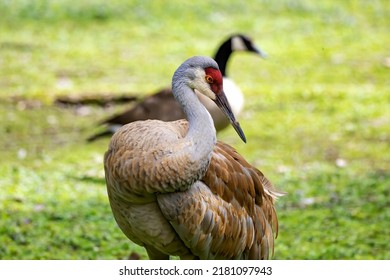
[173,56,246,143]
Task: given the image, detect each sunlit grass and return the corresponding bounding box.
[0,0,389,259]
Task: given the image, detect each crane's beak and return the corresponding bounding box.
[214,90,247,143]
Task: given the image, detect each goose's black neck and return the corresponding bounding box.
[213,39,233,77]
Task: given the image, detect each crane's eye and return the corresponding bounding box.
[205,75,214,84]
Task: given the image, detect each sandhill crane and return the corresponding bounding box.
[88,34,266,141]
[104,56,281,260]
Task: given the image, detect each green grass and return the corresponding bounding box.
[0,0,389,259]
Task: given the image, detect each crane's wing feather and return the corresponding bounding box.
[157,141,282,260]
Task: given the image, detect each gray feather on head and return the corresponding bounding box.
[172,56,219,88]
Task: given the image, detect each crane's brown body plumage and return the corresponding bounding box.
[104,56,281,260]
[105,120,280,259]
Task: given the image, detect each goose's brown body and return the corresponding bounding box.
[105,119,280,259]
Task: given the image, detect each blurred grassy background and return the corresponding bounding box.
[0,0,389,259]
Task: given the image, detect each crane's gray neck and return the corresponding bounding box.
[172,82,216,162]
